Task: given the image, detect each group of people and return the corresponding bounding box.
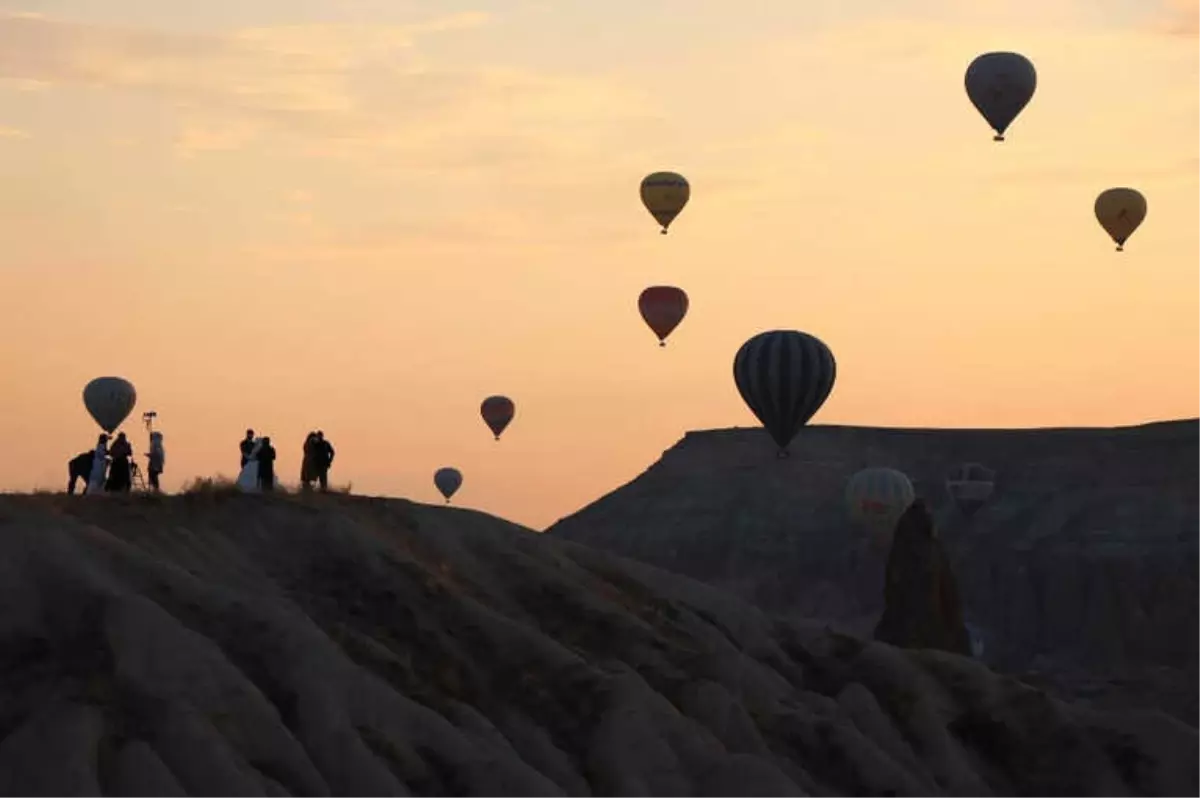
[236,428,335,493]
[68,430,165,495]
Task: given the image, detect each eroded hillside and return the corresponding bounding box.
[0,492,1194,796]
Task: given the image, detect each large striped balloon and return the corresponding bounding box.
[732,330,836,455]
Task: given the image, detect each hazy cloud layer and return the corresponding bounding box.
[0,10,659,162]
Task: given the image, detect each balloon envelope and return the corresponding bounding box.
[846,467,915,541]
[732,330,836,455]
[82,377,137,434]
[1094,188,1147,250]
[638,286,689,345]
[481,395,515,440]
[640,172,690,233]
[965,52,1037,141]
[434,467,463,502]
[945,462,996,517]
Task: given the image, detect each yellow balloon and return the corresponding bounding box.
[1094,188,1147,252]
[640,172,690,234]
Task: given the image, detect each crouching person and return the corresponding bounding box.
[68,451,94,495]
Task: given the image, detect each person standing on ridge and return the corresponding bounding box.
[258,436,277,492]
[106,432,133,493]
[240,429,256,469]
[313,431,335,492]
[300,431,317,492]
[146,431,165,493]
[87,434,109,494]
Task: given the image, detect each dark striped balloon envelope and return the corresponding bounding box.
[733,330,837,457]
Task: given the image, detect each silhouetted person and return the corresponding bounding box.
[300,431,318,492]
[146,431,165,493]
[313,431,335,492]
[240,429,256,468]
[106,432,133,493]
[258,436,277,492]
[874,498,972,656]
[67,451,94,495]
[88,434,109,494]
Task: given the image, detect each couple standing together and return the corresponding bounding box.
[302,431,335,492]
[237,430,277,492]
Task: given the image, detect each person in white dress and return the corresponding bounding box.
[87,434,109,495]
[236,437,263,492]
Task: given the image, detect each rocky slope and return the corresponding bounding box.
[546,420,1200,723]
[0,492,1195,796]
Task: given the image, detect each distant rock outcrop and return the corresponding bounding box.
[874,500,971,656]
[546,419,1200,724]
[0,493,1195,796]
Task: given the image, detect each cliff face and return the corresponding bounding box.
[546,420,1200,722]
[0,492,1195,796]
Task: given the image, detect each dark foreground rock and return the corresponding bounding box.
[0,493,1194,796]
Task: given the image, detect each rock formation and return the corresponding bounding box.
[546,419,1199,724]
[874,500,971,656]
[0,492,1195,796]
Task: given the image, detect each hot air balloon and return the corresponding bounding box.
[846,467,915,546]
[945,462,996,517]
[481,395,515,441]
[640,172,690,234]
[434,467,463,503]
[965,52,1037,142]
[82,377,137,434]
[638,286,689,347]
[1094,188,1147,251]
[732,330,836,457]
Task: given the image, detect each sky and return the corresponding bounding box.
[0,0,1196,529]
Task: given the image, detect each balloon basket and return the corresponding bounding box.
[993,134,1005,142]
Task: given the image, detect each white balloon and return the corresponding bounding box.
[846,467,915,540]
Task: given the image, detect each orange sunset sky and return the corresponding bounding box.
[0,0,1196,529]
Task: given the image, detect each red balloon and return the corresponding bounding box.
[638,286,689,347]
[480,395,515,441]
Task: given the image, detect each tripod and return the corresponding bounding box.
[130,460,147,492]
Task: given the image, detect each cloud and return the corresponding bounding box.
[0,124,29,138]
[1159,0,1199,36]
[0,10,658,165]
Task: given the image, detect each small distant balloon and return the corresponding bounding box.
[638,286,689,347]
[82,377,137,434]
[945,462,996,517]
[1094,188,1147,252]
[965,52,1037,142]
[481,395,515,441]
[732,330,836,456]
[434,467,463,503]
[640,172,690,234]
[846,467,915,547]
